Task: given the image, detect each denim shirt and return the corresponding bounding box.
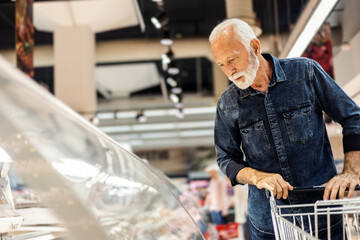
[214,54,360,234]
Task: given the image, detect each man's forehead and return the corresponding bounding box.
[211,37,244,56]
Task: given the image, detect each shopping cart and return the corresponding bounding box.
[269,185,360,240]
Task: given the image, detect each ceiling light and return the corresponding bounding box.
[151,11,169,30]
[97,112,116,120]
[281,0,339,58]
[133,123,175,131]
[141,132,177,139]
[136,111,147,123]
[166,77,177,87]
[161,48,174,66]
[90,116,99,126]
[174,102,183,109]
[96,107,215,121]
[176,109,184,119]
[170,93,181,103]
[167,62,180,75]
[161,54,171,66]
[171,87,183,95]
[102,120,214,134]
[99,126,132,133]
[116,111,137,119]
[178,121,214,128]
[160,29,173,46]
[183,106,216,115]
[168,67,180,75]
[179,130,213,137]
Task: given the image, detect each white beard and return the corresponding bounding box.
[228,50,260,89]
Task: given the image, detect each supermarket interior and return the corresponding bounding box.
[0,0,359,239]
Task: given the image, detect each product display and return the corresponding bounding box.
[0,56,207,239]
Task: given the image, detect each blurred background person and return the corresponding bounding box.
[205,164,230,226]
[233,184,251,240]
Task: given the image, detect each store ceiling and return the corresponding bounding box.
[33,0,143,33]
[3,0,336,151]
[0,0,308,48]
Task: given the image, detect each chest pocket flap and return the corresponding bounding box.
[282,105,313,144]
[240,119,271,158]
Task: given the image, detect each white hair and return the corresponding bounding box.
[209,18,257,49]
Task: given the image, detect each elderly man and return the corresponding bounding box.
[210,19,360,239]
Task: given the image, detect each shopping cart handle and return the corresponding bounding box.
[292,185,360,193]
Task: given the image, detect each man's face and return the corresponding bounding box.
[211,29,259,89]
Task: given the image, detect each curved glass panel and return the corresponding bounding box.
[0,57,205,240]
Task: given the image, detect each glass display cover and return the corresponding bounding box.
[0,56,206,240]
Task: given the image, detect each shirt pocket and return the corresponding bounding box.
[239,119,271,159]
[282,105,313,144]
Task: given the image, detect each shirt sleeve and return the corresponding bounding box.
[214,102,250,186]
[311,60,360,153]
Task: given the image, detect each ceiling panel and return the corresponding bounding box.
[95,62,160,98]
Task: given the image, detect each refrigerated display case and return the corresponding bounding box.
[0,56,211,240]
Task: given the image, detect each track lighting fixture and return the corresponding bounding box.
[176,109,184,119]
[160,29,173,46]
[161,48,174,66]
[166,77,177,88]
[169,93,181,103]
[151,11,169,30]
[136,111,147,123]
[167,62,180,75]
[89,115,99,126]
[174,102,183,109]
[171,87,182,95]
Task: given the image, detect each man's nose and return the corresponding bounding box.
[225,66,236,77]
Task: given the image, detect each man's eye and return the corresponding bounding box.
[229,58,236,63]
[219,64,224,67]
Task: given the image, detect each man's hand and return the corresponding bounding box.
[254,172,293,199]
[324,151,360,200]
[236,168,293,199]
[323,172,359,200]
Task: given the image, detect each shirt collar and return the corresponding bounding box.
[264,53,287,86]
[240,53,287,98]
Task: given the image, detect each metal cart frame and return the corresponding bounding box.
[269,188,360,240]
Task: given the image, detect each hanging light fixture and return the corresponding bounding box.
[89,115,99,126]
[166,77,177,87]
[174,102,183,109]
[160,28,173,46]
[167,62,180,75]
[161,48,174,65]
[176,109,184,119]
[162,48,174,71]
[171,87,183,95]
[136,110,147,123]
[151,11,169,30]
[169,92,181,103]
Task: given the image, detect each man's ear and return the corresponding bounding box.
[250,39,261,55]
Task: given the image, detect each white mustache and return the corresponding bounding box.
[230,72,243,81]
